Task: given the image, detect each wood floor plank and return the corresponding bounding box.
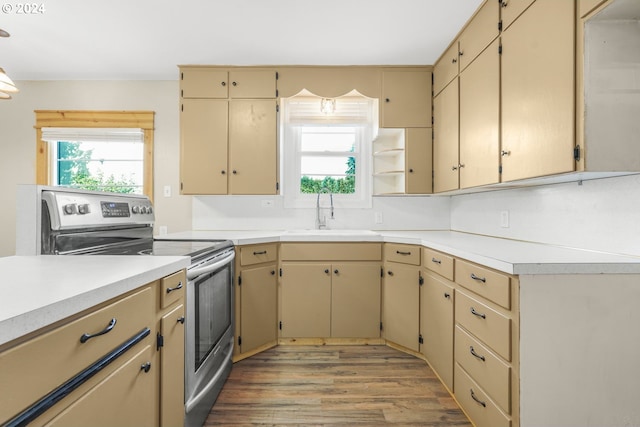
[205,345,471,426]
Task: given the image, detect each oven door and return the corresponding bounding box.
[184,248,235,427]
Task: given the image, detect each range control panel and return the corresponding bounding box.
[42,189,154,230]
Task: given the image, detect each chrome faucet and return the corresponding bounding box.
[316,187,334,229]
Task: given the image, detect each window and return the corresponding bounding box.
[44,128,144,194]
[281,90,377,208]
[35,111,155,199]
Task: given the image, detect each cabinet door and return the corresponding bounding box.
[459,38,500,189]
[160,305,185,427]
[229,70,277,99]
[181,68,228,99]
[421,272,454,391]
[434,42,460,96]
[280,263,331,338]
[383,264,420,352]
[500,0,536,31]
[180,99,228,194]
[433,78,460,193]
[405,128,433,194]
[331,263,381,338]
[47,345,155,427]
[228,99,278,195]
[382,70,432,128]
[501,0,575,182]
[458,0,500,71]
[240,265,277,353]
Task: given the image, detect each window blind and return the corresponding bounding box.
[283,89,376,125]
[41,127,144,143]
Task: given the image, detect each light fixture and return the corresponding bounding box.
[0,28,18,100]
[320,98,336,115]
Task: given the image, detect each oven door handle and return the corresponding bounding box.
[187,251,235,280]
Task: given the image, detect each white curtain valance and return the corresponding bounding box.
[282,89,377,125]
[41,127,144,143]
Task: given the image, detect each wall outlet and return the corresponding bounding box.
[163,185,171,197]
[158,225,168,235]
[374,212,384,224]
[500,210,510,228]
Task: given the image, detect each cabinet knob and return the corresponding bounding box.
[232,81,237,86]
[501,150,511,157]
[177,316,185,324]
[334,269,339,274]
[221,81,226,86]
[444,293,451,299]
[271,270,276,275]
[385,98,390,103]
[501,1,508,7]
[409,168,414,173]
[387,271,394,276]
[140,362,152,373]
[221,170,226,175]
[452,165,458,171]
[452,58,457,64]
[459,51,464,56]
[232,170,237,174]
[324,269,330,274]
[459,163,465,168]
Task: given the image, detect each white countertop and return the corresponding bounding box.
[163,229,640,275]
[0,255,190,347]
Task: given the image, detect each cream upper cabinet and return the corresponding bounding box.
[381,70,432,128]
[500,0,536,31]
[500,0,575,182]
[433,78,460,193]
[434,42,460,96]
[579,0,608,17]
[405,128,433,194]
[459,38,500,189]
[179,67,278,195]
[458,0,500,71]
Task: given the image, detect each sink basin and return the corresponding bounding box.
[281,229,381,241]
[284,229,379,235]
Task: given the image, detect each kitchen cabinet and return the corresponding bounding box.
[373,128,433,194]
[179,67,278,195]
[381,69,432,128]
[279,243,382,340]
[500,0,575,182]
[500,0,536,31]
[382,244,421,352]
[420,249,455,391]
[458,0,500,71]
[0,269,187,427]
[235,244,278,357]
[433,78,459,193]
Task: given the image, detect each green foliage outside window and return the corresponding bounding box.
[300,157,356,194]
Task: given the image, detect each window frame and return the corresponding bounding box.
[34,110,155,201]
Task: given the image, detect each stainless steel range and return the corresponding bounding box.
[16,185,234,427]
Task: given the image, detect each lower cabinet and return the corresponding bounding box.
[278,243,382,340]
[383,244,421,352]
[0,270,187,427]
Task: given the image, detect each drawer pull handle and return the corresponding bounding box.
[470,273,486,283]
[253,250,267,255]
[80,318,117,343]
[166,281,183,294]
[431,258,442,264]
[470,307,486,319]
[444,292,451,299]
[396,250,411,256]
[469,346,486,361]
[177,316,185,324]
[470,388,487,407]
[140,362,151,373]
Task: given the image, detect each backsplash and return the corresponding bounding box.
[192,195,450,231]
[450,174,640,257]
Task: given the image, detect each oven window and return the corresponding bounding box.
[194,264,232,370]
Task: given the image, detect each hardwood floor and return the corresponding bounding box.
[205,345,471,426]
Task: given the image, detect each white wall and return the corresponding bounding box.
[450,174,640,257]
[192,194,450,231]
[0,80,192,257]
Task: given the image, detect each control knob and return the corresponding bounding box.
[77,204,90,215]
[63,204,77,215]
[132,205,141,214]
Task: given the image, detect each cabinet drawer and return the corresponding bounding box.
[240,244,278,266]
[160,270,186,309]
[385,243,420,265]
[456,291,511,361]
[423,248,454,280]
[455,325,510,413]
[281,243,381,261]
[454,363,511,427]
[456,259,511,309]
[0,287,153,423]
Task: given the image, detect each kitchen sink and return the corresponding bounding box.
[283,229,379,235]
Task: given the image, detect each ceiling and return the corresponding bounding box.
[0,0,483,81]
